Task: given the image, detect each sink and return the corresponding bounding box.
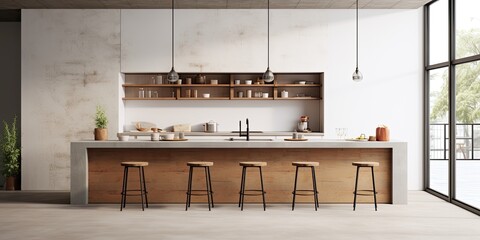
[231,131,263,133]
[226,138,273,141]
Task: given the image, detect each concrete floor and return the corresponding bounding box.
[0,191,479,240]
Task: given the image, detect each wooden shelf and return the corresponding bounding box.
[122,97,176,100]
[274,97,321,100]
[179,84,230,87]
[177,97,230,100]
[275,84,321,87]
[123,72,324,101]
[231,97,274,100]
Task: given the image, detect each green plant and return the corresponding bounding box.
[1,116,20,177]
[95,105,108,129]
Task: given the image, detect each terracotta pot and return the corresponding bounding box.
[5,176,15,191]
[376,126,390,141]
[94,128,108,141]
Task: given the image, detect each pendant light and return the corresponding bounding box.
[262,0,274,83]
[167,0,179,82]
[352,0,363,82]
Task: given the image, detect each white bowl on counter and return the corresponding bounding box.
[162,133,175,140]
[118,135,129,141]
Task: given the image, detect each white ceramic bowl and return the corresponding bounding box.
[245,80,252,85]
[163,133,175,140]
[298,81,306,85]
[210,79,218,84]
[203,93,210,98]
[119,135,129,141]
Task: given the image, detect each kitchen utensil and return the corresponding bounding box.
[151,132,160,141]
[195,74,206,84]
[162,133,175,140]
[203,120,219,133]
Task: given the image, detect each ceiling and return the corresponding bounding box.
[0,0,432,9]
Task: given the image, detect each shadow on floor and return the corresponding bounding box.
[0,191,70,204]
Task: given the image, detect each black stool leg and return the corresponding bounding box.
[120,166,128,211]
[239,166,245,208]
[141,166,148,208]
[259,166,266,211]
[312,166,320,208]
[185,166,193,211]
[204,167,212,211]
[371,166,378,211]
[241,167,247,211]
[311,166,318,211]
[138,167,145,211]
[207,166,214,208]
[353,166,360,211]
[123,167,129,209]
[292,166,299,211]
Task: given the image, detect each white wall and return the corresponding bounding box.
[21,8,423,190]
[21,10,121,190]
[122,9,423,190]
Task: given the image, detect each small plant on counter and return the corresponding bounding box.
[1,116,20,190]
[94,105,109,140]
[95,105,108,129]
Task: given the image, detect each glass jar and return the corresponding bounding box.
[138,88,145,98]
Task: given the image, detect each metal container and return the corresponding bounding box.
[203,120,219,133]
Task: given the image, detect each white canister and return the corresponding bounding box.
[235,79,241,85]
[151,132,160,141]
[238,91,244,98]
[247,90,252,98]
[245,80,252,85]
[281,90,289,98]
[262,93,269,98]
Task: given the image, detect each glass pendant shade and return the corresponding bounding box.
[263,67,274,83]
[167,67,179,82]
[352,68,363,82]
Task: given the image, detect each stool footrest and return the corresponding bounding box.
[354,190,378,196]
[293,190,319,196]
[187,190,214,196]
[239,189,266,196]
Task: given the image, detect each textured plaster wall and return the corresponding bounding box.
[21,10,120,190]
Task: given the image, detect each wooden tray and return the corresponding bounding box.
[284,138,308,141]
[162,139,188,141]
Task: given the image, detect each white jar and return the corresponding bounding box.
[247,90,252,98]
[281,90,289,98]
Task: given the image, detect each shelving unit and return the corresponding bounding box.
[122,72,323,101]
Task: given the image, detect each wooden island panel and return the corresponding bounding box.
[88,148,392,204]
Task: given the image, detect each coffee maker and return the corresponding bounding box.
[297,115,310,132]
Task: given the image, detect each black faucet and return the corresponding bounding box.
[239,118,250,141]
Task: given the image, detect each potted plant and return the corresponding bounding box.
[94,105,108,140]
[1,116,20,190]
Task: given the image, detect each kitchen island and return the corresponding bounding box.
[70,139,407,205]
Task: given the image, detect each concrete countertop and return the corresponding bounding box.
[118,131,325,137]
[71,139,406,149]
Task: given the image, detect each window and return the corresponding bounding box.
[425,0,480,215]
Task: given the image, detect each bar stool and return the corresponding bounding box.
[120,162,149,211]
[238,162,267,211]
[185,162,214,211]
[291,162,320,211]
[352,162,379,211]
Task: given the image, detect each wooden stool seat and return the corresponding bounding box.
[239,161,267,167]
[352,162,379,167]
[121,162,149,167]
[187,161,214,167]
[292,161,319,167]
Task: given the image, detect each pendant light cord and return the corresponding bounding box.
[355,0,358,70]
[172,0,175,68]
[267,0,270,69]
